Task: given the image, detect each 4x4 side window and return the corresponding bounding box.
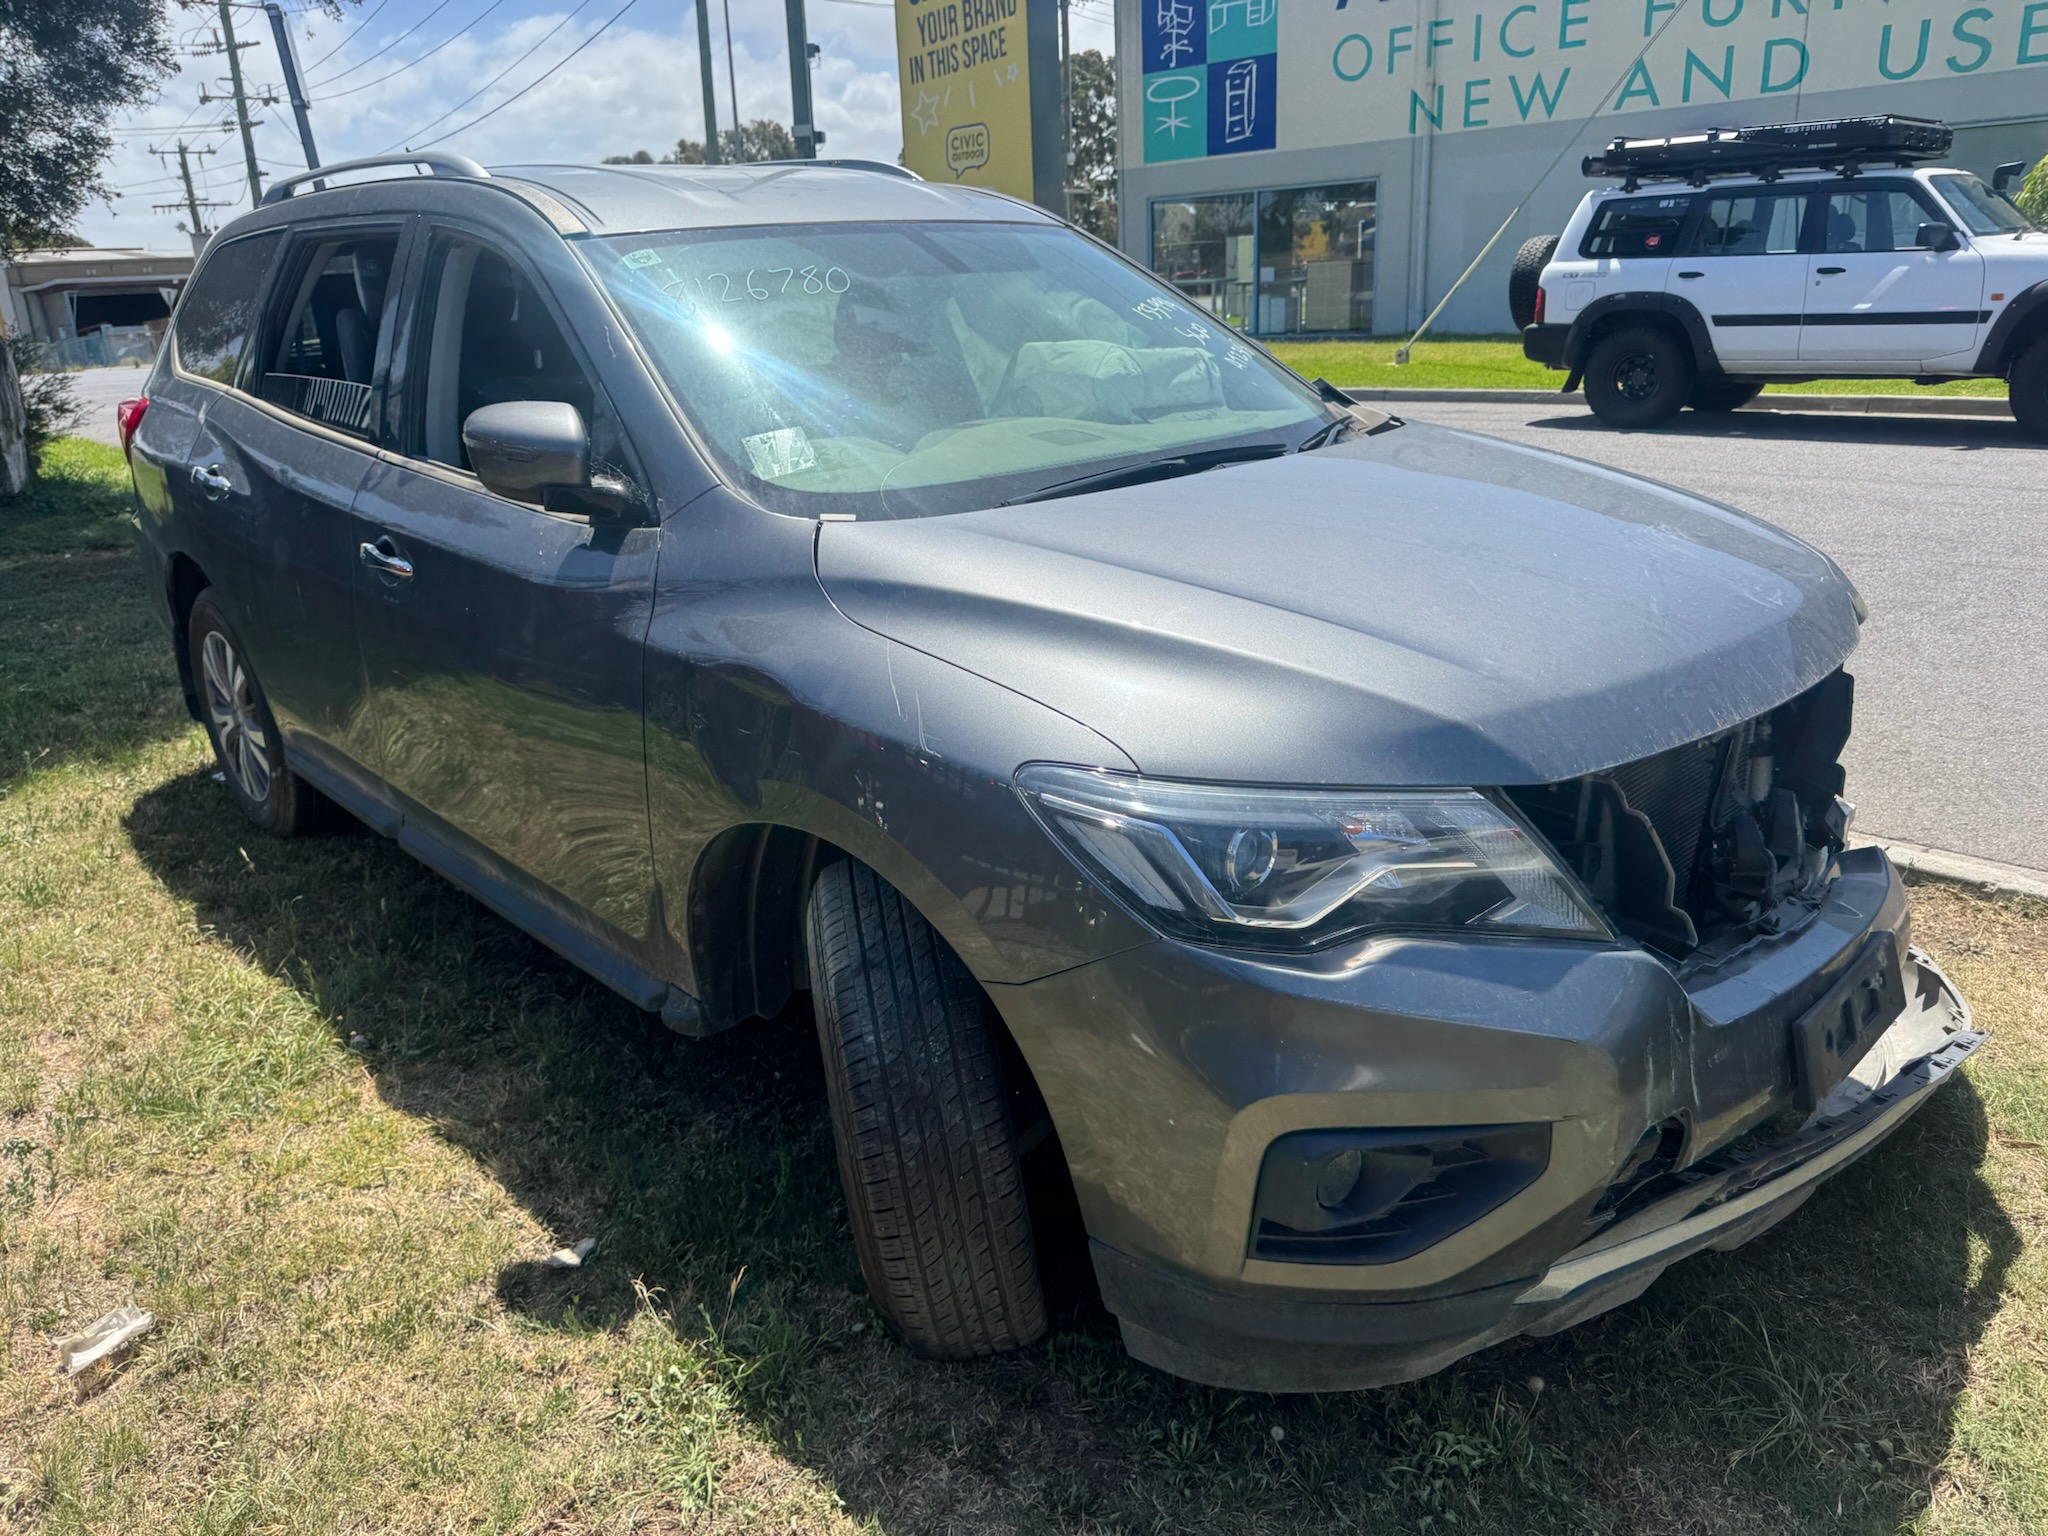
[1692,189,1811,257]
[405,232,639,500]
[173,230,284,385]
[1580,195,1694,259]
[1821,184,1944,254]
[255,233,401,438]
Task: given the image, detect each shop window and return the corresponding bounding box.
[1254,183,1376,336]
[1149,194,1255,329]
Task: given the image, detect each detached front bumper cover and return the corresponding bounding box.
[1096,948,1981,1393]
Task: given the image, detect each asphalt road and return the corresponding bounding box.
[54,366,2047,871]
[1395,400,2048,873]
[48,364,147,448]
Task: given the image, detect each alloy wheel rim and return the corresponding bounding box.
[200,629,273,803]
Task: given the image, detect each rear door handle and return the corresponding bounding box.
[358,537,414,580]
[1676,270,1703,279]
[1816,266,1847,275]
[190,463,233,500]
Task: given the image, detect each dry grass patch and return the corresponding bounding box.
[0,440,2044,1533]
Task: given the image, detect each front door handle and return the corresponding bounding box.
[1676,270,1704,279]
[191,463,233,500]
[1816,265,1847,275]
[358,537,414,580]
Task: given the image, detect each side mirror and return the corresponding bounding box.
[1993,160,2028,194]
[463,400,587,500]
[1915,223,1961,252]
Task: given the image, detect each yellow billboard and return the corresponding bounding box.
[895,0,1051,202]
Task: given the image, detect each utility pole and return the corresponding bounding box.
[695,1,722,163]
[265,2,321,172]
[218,0,264,205]
[1059,0,1071,206]
[721,0,742,160]
[785,0,821,159]
[151,141,229,256]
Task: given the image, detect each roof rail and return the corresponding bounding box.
[260,152,489,207]
[811,158,922,181]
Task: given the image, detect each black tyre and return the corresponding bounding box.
[805,859,1047,1359]
[1583,324,1694,429]
[187,592,321,836]
[2011,337,2048,442]
[1508,235,1560,331]
[1689,380,1764,414]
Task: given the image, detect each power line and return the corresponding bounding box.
[409,0,643,152]
[307,0,459,87]
[311,0,513,101]
[378,0,603,152]
[299,0,391,73]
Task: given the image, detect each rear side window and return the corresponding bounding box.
[1579,196,1692,259]
[256,235,400,437]
[174,231,284,384]
[1693,190,1809,257]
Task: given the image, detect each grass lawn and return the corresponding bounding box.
[1268,336,2012,398]
[3,438,2047,1533]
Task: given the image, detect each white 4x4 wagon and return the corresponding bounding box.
[1517,118,2048,437]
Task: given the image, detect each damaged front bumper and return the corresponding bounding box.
[1088,948,1977,1392]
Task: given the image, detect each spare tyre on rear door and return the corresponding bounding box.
[1508,236,1560,330]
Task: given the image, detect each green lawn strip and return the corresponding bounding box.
[1269,336,2010,397]
[1,436,2044,1532]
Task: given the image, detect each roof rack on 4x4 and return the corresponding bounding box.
[1583,116,1952,191]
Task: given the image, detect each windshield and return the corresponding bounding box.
[583,220,1334,518]
[1930,173,2038,236]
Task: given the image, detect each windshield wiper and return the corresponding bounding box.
[999,442,1289,506]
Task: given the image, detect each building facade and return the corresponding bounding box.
[1115,0,2048,336]
[0,248,194,367]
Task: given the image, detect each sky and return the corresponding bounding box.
[86,0,1116,254]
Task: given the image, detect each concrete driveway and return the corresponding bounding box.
[1394,399,2047,875]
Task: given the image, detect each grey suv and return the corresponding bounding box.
[120,153,1979,1392]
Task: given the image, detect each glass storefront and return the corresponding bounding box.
[1150,181,1376,336]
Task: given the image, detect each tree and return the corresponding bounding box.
[2018,156,2048,228]
[1066,50,1116,242]
[606,120,800,168]
[0,0,175,494]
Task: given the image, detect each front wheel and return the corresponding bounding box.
[805,860,1048,1358]
[1690,380,1763,414]
[1584,325,1694,429]
[2011,338,2048,441]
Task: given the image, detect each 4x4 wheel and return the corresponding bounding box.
[805,859,1049,1358]
[1690,380,1763,414]
[1584,324,1694,429]
[188,592,322,835]
[2012,337,2048,441]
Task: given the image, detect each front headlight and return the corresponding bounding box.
[1016,766,1609,951]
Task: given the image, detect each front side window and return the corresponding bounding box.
[1929,173,2038,236]
[257,235,398,436]
[1821,186,1942,254]
[589,220,1328,519]
[174,231,284,385]
[1580,195,1693,259]
[1694,190,1808,257]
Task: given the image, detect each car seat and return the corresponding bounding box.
[333,243,390,385]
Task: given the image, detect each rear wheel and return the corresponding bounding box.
[2011,337,2048,441]
[1689,380,1763,414]
[1508,236,1560,331]
[804,860,1048,1358]
[188,592,321,836]
[1584,324,1694,429]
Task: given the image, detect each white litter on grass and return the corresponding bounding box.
[346,1033,369,1052]
[53,1304,154,1375]
[541,1238,597,1270]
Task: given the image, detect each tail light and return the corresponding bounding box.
[1532,285,1547,325]
[116,396,149,460]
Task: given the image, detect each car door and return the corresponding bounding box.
[351,223,663,993]
[1674,186,1815,369]
[192,220,412,808]
[1800,180,1987,369]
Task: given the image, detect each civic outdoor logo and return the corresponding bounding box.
[1142,0,1281,162]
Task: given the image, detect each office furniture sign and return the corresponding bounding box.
[1137,0,2048,163]
[897,0,1065,208]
